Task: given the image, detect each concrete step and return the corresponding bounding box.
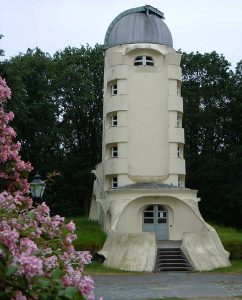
[158,266,193,272]
[155,247,193,272]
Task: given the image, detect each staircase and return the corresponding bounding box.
[155,247,193,272]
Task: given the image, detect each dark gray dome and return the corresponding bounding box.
[104,5,173,49]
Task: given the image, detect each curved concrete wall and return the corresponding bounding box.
[105,127,128,144]
[103,44,185,186]
[116,196,206,240]
[168,95,183,112]
[169,127,185,143]
[104,158,128,175]
[105,96,128,113]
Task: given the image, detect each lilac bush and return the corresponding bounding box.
[0,77,102,300]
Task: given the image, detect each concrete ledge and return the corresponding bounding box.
[181,230,231,271]
[99,231,157,271]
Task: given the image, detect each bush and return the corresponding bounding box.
[0,77,101,300]
[222,241,242,260]
[67,217,106,256]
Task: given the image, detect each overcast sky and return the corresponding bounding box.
[1,0,242,69]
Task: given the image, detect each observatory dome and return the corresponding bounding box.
[104,5,173,49]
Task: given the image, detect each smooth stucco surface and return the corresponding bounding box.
[89,6,230,272]
[99,231,157,271]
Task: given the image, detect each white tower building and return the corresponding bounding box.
[89,5,230,271]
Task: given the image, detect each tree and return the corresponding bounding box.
[2,48,61,172]
[51,45,104,215]
[0,45,104,216]
[181,51,242,228]
[221,60,242,227]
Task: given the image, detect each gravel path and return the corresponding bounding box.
[93,272,242,300]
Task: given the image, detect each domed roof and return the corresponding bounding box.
[104,5,173,49]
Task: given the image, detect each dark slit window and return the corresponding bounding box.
[134,55,154,66]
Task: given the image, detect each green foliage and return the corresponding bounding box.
[50,44,104,216]
[212,224,242,241]
[211,224,242,260]
[66,217,106,254]
[209,260,242,273]
[181,51,242,228]
[0,45,104,217]
[223,242,242,260]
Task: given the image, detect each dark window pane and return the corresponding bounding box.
[144,212,153,217]
[146,61,154,66]
[158,219,167,223]
[158,205,165,211]
[145,205,154,211]
[144,218,154,223]
[134,61,143,66]
[135,56,142,60]
[146,56,152,60]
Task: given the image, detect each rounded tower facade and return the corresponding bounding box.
[89,5,230,273]
[102,5,185,190]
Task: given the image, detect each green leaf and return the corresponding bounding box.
[58,286,85,300]
[65,287,78,298]
[36,277,50,287]
[27,226,36,233]
[5,265,18,277]
[51,268,62,279]
[27,210,35,220]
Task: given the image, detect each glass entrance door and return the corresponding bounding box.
[143,205,168,240]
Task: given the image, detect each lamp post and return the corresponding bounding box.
[30,173,46,204]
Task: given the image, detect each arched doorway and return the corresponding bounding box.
[142,205,168,240]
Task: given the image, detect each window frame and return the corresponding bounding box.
[111,84,117,95]
[177,113,182,128]
[111,115,118,127]
[111,146,118,158]
[178,176,182,187]
[177,144,183,158]
[177,81,181,96]
[111,176,118,189]
[134,55,154,66]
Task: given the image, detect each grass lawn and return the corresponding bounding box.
[212,224,242,242]
[65,216,106,252]
[208,260,242,273]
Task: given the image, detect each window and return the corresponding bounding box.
[177,81,181,96]
[111,115,118,127]
[143,205,154,224]
[111,177,118,188]
[178,176,184,187]
[178,176,181,187]
[177,113,182,128]
[111,146,118,158]
[177,144,183,158]
[134,55,154,66]
[111,84,117,95]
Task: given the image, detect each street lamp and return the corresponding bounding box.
[30,173,46,204]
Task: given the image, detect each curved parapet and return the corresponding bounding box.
[181,231,230,271]
[99,230,157,271]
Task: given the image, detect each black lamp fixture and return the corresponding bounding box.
[30,173,46,203]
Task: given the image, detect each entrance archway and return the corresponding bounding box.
[142,205,168,240]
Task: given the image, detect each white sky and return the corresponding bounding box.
[1,0,242,69]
